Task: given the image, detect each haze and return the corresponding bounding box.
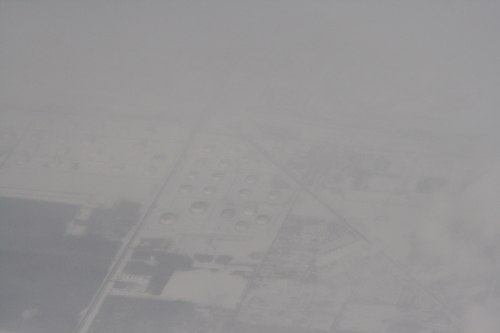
[1,1,499,333]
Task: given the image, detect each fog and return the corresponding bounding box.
[1,1,499,332]
[2,2,499,127]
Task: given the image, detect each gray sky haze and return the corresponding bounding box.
[1,2,500,333]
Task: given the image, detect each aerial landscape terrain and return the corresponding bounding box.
[1,2,499,332]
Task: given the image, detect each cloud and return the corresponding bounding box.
[417,158,500,274]
[415,158,500,331]
[464,303,499,333]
